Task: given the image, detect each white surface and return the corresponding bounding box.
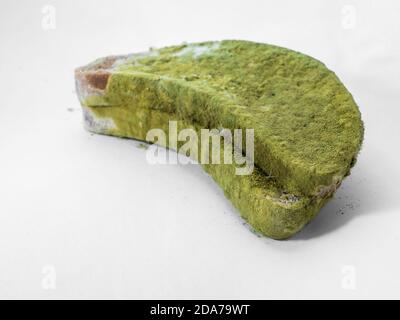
[1,0,400,299]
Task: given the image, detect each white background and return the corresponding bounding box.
[0,0,399,299]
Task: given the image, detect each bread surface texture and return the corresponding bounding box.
[75,40,363,239]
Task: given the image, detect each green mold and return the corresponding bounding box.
[75,40,363,239]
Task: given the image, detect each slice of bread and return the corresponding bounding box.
[75,40,363,239]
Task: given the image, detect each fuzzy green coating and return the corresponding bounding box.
[78,40,364,239]
[93,40,363,196]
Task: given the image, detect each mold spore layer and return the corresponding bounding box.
[75,40,364,239]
